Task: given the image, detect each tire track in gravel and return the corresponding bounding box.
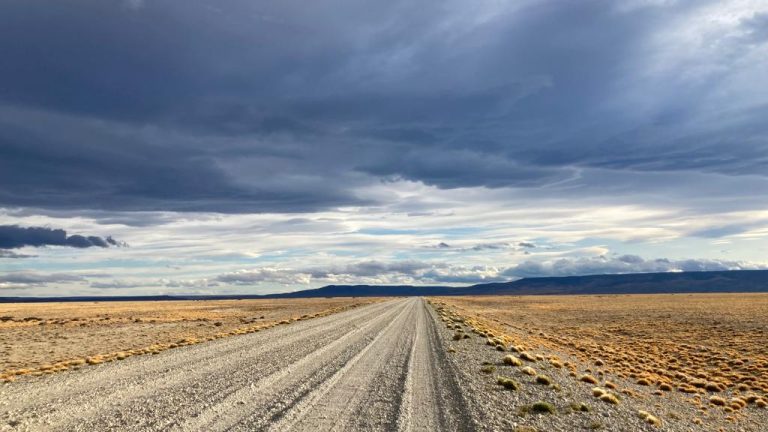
[174,300,414,431]
[0,300,399,431]
[264,300,418,431]
[0,298,474,432]
[3,299,394,411]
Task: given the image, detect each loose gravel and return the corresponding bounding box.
[0,298,472,432]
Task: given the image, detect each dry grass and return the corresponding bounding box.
[497,375,521,390]
[530,401,556,414]
[432,294,768,393]
[503,354,523,367]
[0,297,380,381]
[430,293,768,425]
[637,410,662,426]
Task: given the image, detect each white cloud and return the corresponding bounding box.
[503,255,768,278]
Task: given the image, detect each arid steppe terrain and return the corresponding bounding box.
[1,294,766,431]
[432,293,768,431]
[1,298,472,431]
[0,297,379,380]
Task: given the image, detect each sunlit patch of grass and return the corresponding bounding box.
[503,355,523,367]
[599,393,620,405]
[637,410,661,427]
[709,396,726,406]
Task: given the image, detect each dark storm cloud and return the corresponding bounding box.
[0,1,766,214]
[0,225,122,249]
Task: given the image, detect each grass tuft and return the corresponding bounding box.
[570,402,591,412]
[531,401,556,414]
[496,376,521,390]
[599,393,620,405]
[709,396,726,406]
[480,364,496,374]
[637,410,662,427]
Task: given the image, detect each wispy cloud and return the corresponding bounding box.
[0,272,85,290]
[0,249,35,259]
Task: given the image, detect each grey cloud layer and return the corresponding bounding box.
[0,272,85,289]
[0,250,35,259]
[212,255,766,287]
[1,1,767,213]
[503,255,767,278]
[9,255,766,291]
[0,225,121,250]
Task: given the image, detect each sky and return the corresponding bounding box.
[1,0,768,296]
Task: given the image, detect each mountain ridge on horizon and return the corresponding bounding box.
[3,269,768,303]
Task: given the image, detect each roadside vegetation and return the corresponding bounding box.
[0,298,378,382]
[430,295,768,430]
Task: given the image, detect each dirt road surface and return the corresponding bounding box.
[0,298,475,431]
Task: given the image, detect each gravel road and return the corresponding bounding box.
[0,298,475,432]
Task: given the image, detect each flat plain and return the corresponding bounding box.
[0,297,378,380]
[432,293,768,430]
[1,298,472,431]
[2,294,767,431]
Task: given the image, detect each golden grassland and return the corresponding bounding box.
[0,297,380,382]
[431,293,768,425]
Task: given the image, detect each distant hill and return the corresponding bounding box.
[261,284,466,298]
[463,269,768,296]
[266,269,768,297]
[2,269,767,302]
